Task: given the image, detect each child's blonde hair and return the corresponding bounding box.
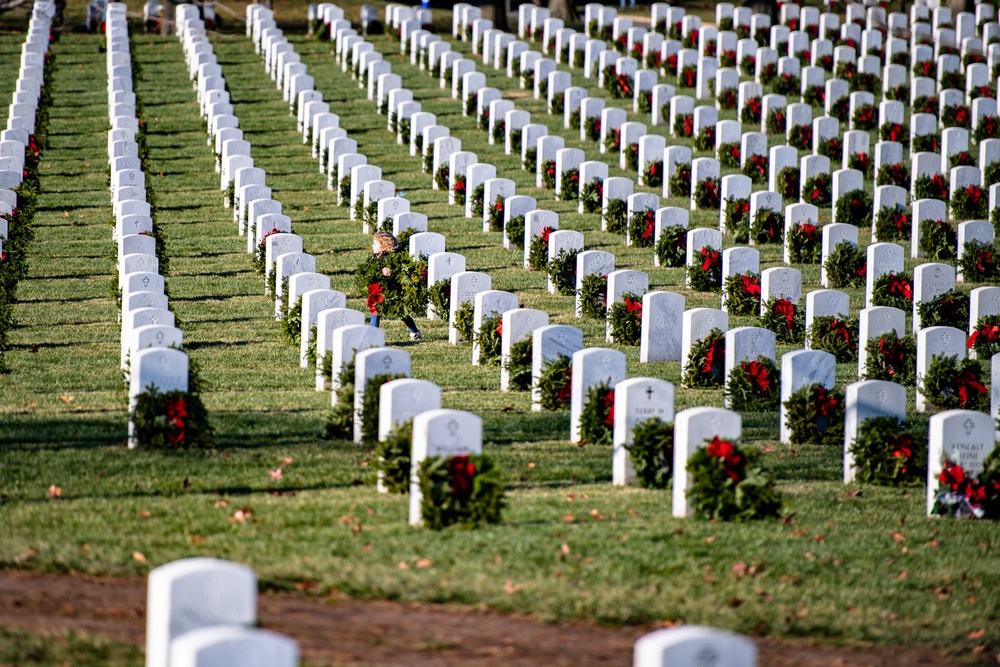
[373,231,399,253]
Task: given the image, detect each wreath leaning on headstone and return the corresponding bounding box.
[870,271,913,310]
[686,437,783,521]
[538,354,573,410]
[725,356,781,412]
[418,454,505,530]
[783,384,845,446]
[683,328,726,388]
[580,177,603,214]
[608,293,643,346]
[360,373,407,444]
[959,240,1000,282]
[750,207,784,244]
[579,381,614,446]
[655,224,688,268]
[130,369,214,451]
[863,330,917,386]
[605,197,628,234]
[475,315,503,366]
[723,272,761,316]
[428,279,451,321]
[968,314,1000,359]
[874,204,911,242]
[454,301,475,343]
[921,354,990,412]
[486,195,505,233]
[527,227,553,271]
[919,290,969,329]
[578,274,608,319]
[280,295,303,347]
[761,297,805,344]
[688,246,723,292]
[919,219,957,261]
[932,449,1000,520]
[625,418,674,490]
[809,315,859,362]
[628,209,657,248]
[547,248,579,297]
[504,338,533,391]
[723,197,750,243]
[825,242,867,289]
[834,189,873,228]
[505,214,526,251]
[849,417,927,487]
[786,220,822,264]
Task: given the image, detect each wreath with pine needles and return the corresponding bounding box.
[626,419,674,489]
[547,248,579,296]
[723,272,761,316]
[913,173,949,201]
[322,356,356,440]
[580,177,603,213]
[608,293,642,346]
[834,190,873,228]
[874,204,911,242]
[863,330,916,386]
[655,224,688,267]
[693,126,715,152]
[560,168,580,201]
[505,214,526,251]
[527,228,552,271]
[801,172,832,207]
[538,354,572,410]
[605,198,628,234]
[428,279,451,320]
[922,354,991,412]
[667,162,690,196]
[418,454,505,530]
[280,296,303,347]
[726,356,781,412]
[454,300,475,342]
[435,163,450,191]
[471,183,486,217]
[504,337,533,391]
[578,273,608,319]
[969,314,1000,359]
[876,163,909,188]
[579,381,614,446]
[718,142,741,168]
[360,373,407,444]
[628,209,657,248]
[849,417,927,487]
[918,290,969,329]
[825,242,867,288]
[871,272,913,310]
[375,420,412,493]
[486,195,505,233]
[694,178,721,210]
[475,314,503,366]
[784,384,845,446]
[683,328,726,388]
[724,197,751,243]
[952,185,989,221]
[750,208,784,244]
[761,297,805,343]
[808,315,859,362]
[919,219,957,261]
[453,175,467,206]
[130,383,214,450]
[542,160,557,190]
[686,437,782,521]
[959,239,1000,283]
[689,246,723,292]
[523,147,537,173]
[787,221,822,264]
[776,166,799,201]
[305,325,318,368]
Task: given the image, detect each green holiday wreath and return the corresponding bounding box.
[874,204,911,241]
[686,437,783,521]
[765,108,786,135]
[863,330,916,386]
[475,314,503,366]
[547,248,579,297]
[360,373,407,444]
[130,385,214,450]
[418,453,505,529]
[322,356,356,440]
[741,153,768,184]
[673,112,694,138]
[435,163,450,191]
[453,175,467,206]
[920,219,957,261]
[470,183,486,217]
[579,380,614,446]
[668,161,691,196]
[817,135,842,160]
[559,168,580,201]
[644,159,664,188]
[655,224,688,268]
[428,278,451,320]
[505,214,526,251]
[723,272,761,316]
[870,272,913,310]
[718,141,741,168]
[918,290,969,329]
[523,147,537,173]
[538,353,572,410]
[913,173,949,201]
[605,197,628,234]
[849,417,927,487]
[624,142,640,171]
[788,123,812,151]
[694,178,721,210]
[504,337,533,391]
[608,293,643,346]
[628,209,657,247]
[724,197,751,243]
[542,160,557,189]
[683,328,725,388]
[750,207,784,244]
[876,163,909,188]
[834,190,873,227]
[802,172,832,207]
[932,449,1000,520]
[693,126,715,152]
[952,184,988,221]
[280,295,303,347]
[968,314,1000,360]
[454,300,475,342]
[825,242,867,288]
[761,297,805,343]
[580,177,603,213]
[787,221,822,264]
[808,315,859,362]
[726,356,781,412]
[776,166,800,201]
[783,384,845,446]
[527,227,553,271]
[625,418,674,489]
[689,246,723,292]
[578,273,608,319]
[486,195,505,233]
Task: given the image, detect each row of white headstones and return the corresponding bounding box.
[105,6,194,448]
[0,2,55,241]
[278,4,1000,516]
[146,555,759,667]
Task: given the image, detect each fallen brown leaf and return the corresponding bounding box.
[132,551,147,563]
[138,510,151,519]
[416,558,433,569]
[47,485,61,499]
[503,579,522,595]
[890,531,906,543]
[704,536,716,544]
[59,393,74,403]
[190,535,206,545]
[13,548,38,564]
[967,629,986,640]
[560,543,571,555]
[214,499,228,508]
[398,561,410,570]
[628,508,640,518]
[79,544,90,554]
[563,512,575,522]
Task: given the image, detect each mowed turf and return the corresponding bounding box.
[1,4,999,660]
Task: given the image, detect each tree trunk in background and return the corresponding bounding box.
[482,0,509,32]
[548,0,578,21]
[161,0,176,34]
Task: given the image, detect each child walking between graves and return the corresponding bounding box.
[358,231,423,341]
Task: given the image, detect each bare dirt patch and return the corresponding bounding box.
[0,571,985,667]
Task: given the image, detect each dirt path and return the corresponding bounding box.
[0,571,984,667]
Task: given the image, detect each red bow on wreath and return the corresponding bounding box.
[830,319,852,346]
[814,386,838,416]
[706,436,742,481]
[740,274,761,297]
[624,296,643,314]
[617,74,632,95]
[603,389,616,427]
[773,299,796,331]
[366,283,384,314]
[968,323,1000,348]
[799,222,817,239]
[164,397,188,446]
[540,226,554,243]
[702,337,724,374]
[741,360,771,395]
[447,454,477,495]
[877,336,906,376]
[683,115,694,137]
[887,275,912,301]
[891,434,913,475]
[495,320,503,337]
[956,370,988,407]
[641,211,656,240]
[700,247,720,271]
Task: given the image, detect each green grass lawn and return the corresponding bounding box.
[0,3,998,660]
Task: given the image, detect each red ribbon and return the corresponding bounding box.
[447,454,477,495]
[366,283,384,314]
[700,247,719,271]
[773,299,796,330]
[706,436,742,482]
[603,389,616,427]
[740,274,761,298]
[742,359,771,394]
[968,324,1000,348]
[165,397,188,445]
[956,370,987,407]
